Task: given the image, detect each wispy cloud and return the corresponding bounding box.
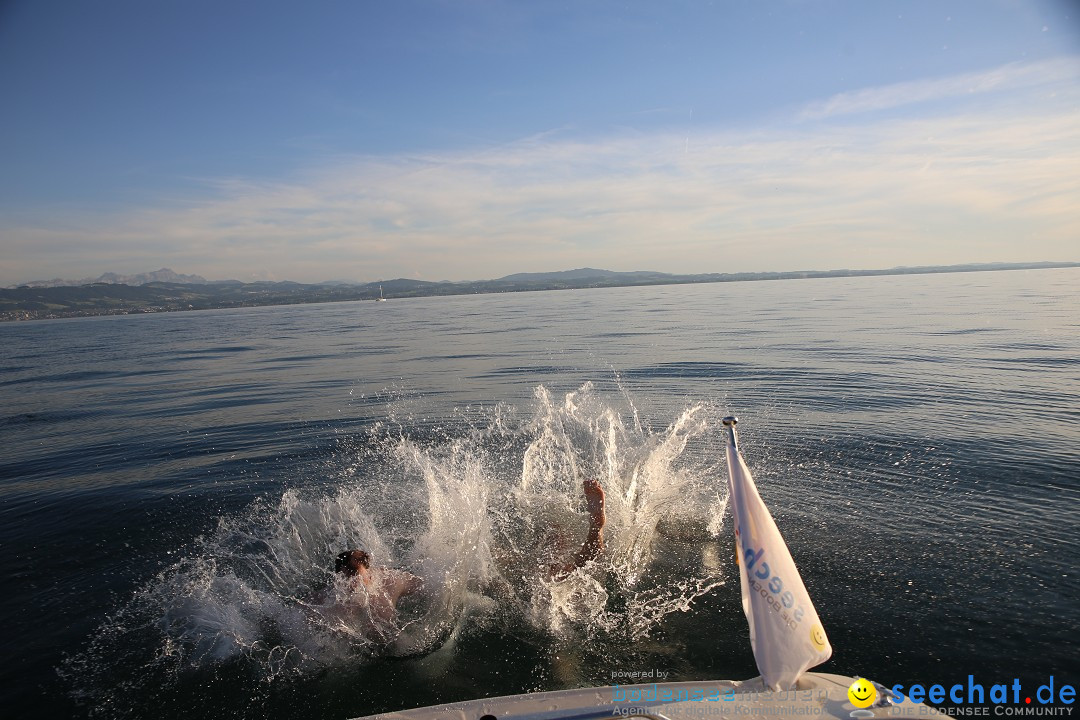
[4,60,1079,285]
[798,57,1080,121]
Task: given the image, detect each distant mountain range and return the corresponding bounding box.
[3,261,1077,322]
[497,268,669,282]
[19,268,208,288]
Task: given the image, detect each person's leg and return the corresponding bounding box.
[573,478,605,567]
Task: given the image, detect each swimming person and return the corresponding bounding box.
[327,477,606,642]
[327,549,424,641]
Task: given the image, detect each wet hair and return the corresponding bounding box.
[335,549,371,576]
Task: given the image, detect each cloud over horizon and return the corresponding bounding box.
[3,59,1079,286]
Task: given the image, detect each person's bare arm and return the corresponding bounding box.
[388,570,424,603]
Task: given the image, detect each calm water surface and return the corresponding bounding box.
[1,269,1078,719]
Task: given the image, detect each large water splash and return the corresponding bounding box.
[501,384,728,640]
[64,383,730,715]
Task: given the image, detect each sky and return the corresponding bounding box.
[0,0,1077,285]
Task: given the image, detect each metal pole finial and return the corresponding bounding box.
[722,416,740,451]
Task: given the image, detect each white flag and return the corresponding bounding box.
[723,419,832,690]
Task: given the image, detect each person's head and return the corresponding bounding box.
[335,549,371,578]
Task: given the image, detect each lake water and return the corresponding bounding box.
[1,269,1078,719]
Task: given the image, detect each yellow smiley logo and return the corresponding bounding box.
[848,678,877,709]
[809,624,827,651]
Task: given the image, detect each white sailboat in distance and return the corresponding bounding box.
[376,285,387,302]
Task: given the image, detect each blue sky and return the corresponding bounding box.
[1,0,1077,285]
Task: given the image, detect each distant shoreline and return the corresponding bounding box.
[2,261,1076,322]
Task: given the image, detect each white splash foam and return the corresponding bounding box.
[66,383,730,712]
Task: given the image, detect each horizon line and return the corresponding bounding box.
[11,259,1080,289]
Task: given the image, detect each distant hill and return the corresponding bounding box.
[2,261,1077,321]
[19,268,208,288]
[498,268,669,282]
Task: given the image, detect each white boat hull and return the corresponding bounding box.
[354,672,946,720]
